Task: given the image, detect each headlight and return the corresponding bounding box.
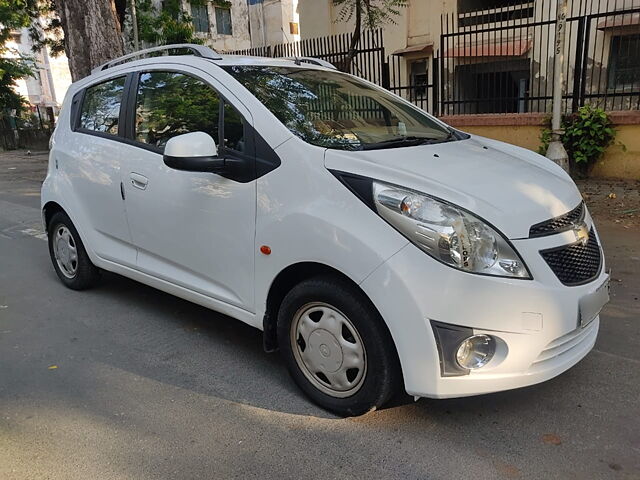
[373,181,530,278]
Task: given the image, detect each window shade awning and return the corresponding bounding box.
[444,39,532,58]
[597,13,640,29]
[392,43,434,56]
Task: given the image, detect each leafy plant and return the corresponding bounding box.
[564,105,615,165]
[136,0,203,47]
[538,105,617,176]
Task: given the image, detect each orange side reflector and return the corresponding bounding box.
[260,245,272,255]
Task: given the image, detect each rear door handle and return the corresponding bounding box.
[130,172,148,190]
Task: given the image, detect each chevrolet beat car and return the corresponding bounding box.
[41,44,609,416]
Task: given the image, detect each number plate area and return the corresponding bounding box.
[579,275,610,328]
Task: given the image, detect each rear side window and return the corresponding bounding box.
[79,76,126,135]
[134,71,221,150]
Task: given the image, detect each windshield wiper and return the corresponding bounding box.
[360,134,454,151]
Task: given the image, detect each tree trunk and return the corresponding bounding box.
[340,3,362,73]
[56,0,124,81]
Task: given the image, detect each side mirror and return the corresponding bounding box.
[163,132,225,173]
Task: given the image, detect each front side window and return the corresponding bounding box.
[215,7,232,35]
[79,76,126,135]
[224,66,452,150]
[134,71,221,149]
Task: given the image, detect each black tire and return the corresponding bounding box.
[277,274,402,416]
[47,211,100,290]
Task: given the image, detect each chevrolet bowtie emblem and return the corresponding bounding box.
[572,221,589,246]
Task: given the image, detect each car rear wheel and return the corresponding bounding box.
[277,275,401,416]
[47,212,100,290]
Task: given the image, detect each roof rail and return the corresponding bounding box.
[92,44,223,74]
[284,57,337,70]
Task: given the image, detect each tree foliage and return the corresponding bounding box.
[136,0,202,47]
[0,0,37,116]
[333,0,407,30]
[332,0,407,72]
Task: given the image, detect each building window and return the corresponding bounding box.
[457,0,533,27]
[458,0,530,14]
[290,22,299,35]
[410,60,428,98]
[608,34,640,90]
[454,59,530,114]
[215,7,233,35]
[191,3,210,33]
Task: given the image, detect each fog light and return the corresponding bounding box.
[456,335,496,369]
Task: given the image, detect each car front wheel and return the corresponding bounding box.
[277,275,401,416]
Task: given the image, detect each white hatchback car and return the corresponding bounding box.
[42,45,609,416]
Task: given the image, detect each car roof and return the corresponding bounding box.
[212,54,331,69]
[75,53,335,89]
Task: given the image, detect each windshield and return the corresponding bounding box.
[223,65,455,150]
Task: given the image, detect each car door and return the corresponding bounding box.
[64,75,136,266]
[119,67,256,311]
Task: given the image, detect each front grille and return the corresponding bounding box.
[540,228,602,286]
[529,202,584,238]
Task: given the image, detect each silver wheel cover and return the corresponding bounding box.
[52,225,78,279]
[290,302,367,398]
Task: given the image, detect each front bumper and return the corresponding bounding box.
[360,219,607,399]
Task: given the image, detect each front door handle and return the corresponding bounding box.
[130,172,148,190]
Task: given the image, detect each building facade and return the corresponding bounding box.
[5,28,72,114]
[299,0,640,115]
[170,0,301,51]
[182,0,252,51]
[247,0,300,47]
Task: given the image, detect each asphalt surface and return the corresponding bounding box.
[1,150,639,480]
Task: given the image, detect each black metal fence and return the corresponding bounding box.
[228,29,387,87]
[440,0,640,115]
[226,1,640,116]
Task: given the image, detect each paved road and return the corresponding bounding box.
[1,150,639,480]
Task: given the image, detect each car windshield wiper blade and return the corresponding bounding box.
[359,135,453,151]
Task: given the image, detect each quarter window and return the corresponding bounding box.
[223,102,245,152]
[79,76,126,135]
[215,7,232,35]
[134,71,221,149]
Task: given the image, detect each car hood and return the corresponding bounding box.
[324,135,583,239]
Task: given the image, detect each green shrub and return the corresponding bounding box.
[539,105,617,177]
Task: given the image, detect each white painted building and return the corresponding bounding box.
[6,28,72,111]
[246,0,300,47]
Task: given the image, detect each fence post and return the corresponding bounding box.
[546,0,570,172]
[432,55,439,117]
[578,16,592,109]
[571,16,586,112]
[381,61,390,89]
[439,30,446,116]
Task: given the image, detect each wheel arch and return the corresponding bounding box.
[262,261,402,374]
[42,201,67,230]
